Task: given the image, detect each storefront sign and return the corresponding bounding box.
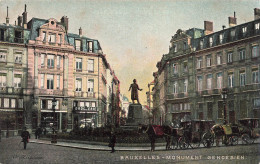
[73,106,97,112]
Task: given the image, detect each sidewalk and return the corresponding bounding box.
[29,138,165,151]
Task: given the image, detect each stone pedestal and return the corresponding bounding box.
[126,104,143,126]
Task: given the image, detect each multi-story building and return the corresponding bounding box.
[155,8,260,125]
[0,5,118,136]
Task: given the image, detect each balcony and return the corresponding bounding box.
[14,88,23,94]
[38,89,64,95]
[167,94,175,100]
[86,92,95,98]
[74,91,84,97]
[14,37,24,43]
[177,93,185,98]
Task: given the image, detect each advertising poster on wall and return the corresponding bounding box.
[0,0,259,163]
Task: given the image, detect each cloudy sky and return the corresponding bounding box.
[0,0,259,104]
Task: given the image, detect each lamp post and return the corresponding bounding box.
[51,97,57,143]
[221,88,228,124]
[84,106,87,134]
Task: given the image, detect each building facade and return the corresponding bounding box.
[0,5,119,136]
[155,8,260,125]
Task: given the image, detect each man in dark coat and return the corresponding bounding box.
[21,127,30,149]
[109,131,116,153]
[128,79,142,104]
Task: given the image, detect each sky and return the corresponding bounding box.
[0,0,259,104]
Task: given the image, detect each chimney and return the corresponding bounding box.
[79,27,82,36]
[228,11,237,27]
[254,8,260,20]
[18,16,23,27]
[204,21,213,35]
[61,16,69,32]
[22,4,28,29]
[6,6,9,26]
[15,21,16,26]
[222,25,226,30]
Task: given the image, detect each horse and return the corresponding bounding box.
[138,124,172,151]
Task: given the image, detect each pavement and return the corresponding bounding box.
[28,135,260,152]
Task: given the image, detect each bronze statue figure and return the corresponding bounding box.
[129,79,142,104]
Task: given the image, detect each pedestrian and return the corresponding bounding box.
[37,127,42,139]
[35,127,38,139]
[21,127,30,149]
[109,131,116,153]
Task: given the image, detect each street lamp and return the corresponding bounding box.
[221,88,228,124]
[51,97,57,143]
[84,106,88,135]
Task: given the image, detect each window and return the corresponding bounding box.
[227,52,233,63]
[173,82,178,94]
[4,98,9,108]
[0,73,6,87]
[173,44,177,52]
[240,72,246,86]
[209,37,213,47]
[47,100,52,109]
[76,58,82,71]
[18,99,23,108]
[11,99,16,108]
[197,76,203,91]
[252,70,259,84]
[47,55,54,68]
[207,74,212,90]
[200,39,203,49]
[217,53,222,65]
[0,51,6,62]
[197,57,202,69]
[75,40,81,51]
[40,74,44,88]
[183,62,188,72]
[184,79,188,93]
[183,41,187,50]
[252,45,259,58]
[48,33,56,43]
[88,41,93,52]
[239,49,246,60]
[41,100,47,109]
[14,75,22,88]
[217,72,223,89]
[88,79,94,92]
[255,23,260,30]
[231,29,235,38]
[57,56,61,68]
[228,73,234,88]
[219,34,223,44]
[254,98,260,107]
[0,29,5,41]
[57,75,60,89]
[242,27,247,34]
[14,54,22,63]
[173,63,178,74]
[206,56,212,67]
[208,102,213,120]
[218,101,224,119]
[14,31,23,43]
[41,54,45,67]
[58,34,62,44]
[42,32,46,41]
[47,74,54,89]
[75,78,82,91]
[88,59,94,72]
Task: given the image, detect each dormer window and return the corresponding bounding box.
[14,31,23,43]
[48,33,56,43]
[219,34,223,44]
[255,23,260,30]
[75,40,82,51]
[242,27,247,34]
[200,39,203,49]
[87,41,93,52]
[42,32,46,42]
[209,37,213,47]
[0,29,5,41]
[231,29,235,38]
[183,41,187,50]
[173,44,177,52]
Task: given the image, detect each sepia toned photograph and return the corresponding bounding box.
[0,0,259,163]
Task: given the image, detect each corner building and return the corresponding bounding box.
[155,9,260,125]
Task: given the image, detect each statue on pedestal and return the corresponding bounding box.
[128,79,143,104]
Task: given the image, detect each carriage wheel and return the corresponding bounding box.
[230,136,238,146]
[202,132,214,148]
[178,137,188,149]
[171,137,179,150]
[223,135,230,146]
[241,134,253,145]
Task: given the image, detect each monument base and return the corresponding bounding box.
[125,104,143,126]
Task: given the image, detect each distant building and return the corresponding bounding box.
[154,8,260,125]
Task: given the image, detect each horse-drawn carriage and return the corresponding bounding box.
[170,120,215,149]
[239,118,260,144]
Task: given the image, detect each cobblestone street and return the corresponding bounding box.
[0,137,259,164]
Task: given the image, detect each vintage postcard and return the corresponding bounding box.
[0,0,259,163]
